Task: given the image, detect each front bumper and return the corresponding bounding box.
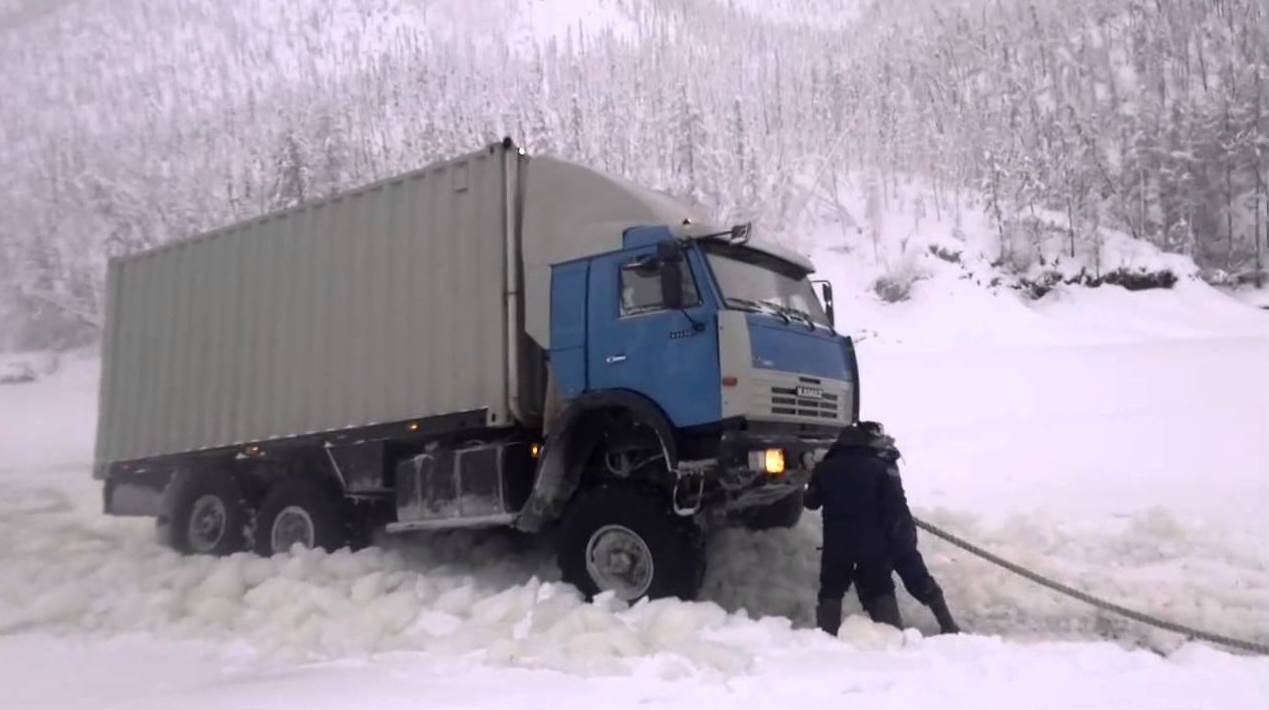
[712,428,836,511]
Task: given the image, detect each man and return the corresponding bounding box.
[805,421,959,636]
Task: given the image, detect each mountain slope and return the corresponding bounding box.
[0,0,1264,350]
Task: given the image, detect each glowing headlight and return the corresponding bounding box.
[749,448,786,475]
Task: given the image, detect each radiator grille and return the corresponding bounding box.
[769,384,840,420]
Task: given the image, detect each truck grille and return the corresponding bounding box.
[769,382,840,420]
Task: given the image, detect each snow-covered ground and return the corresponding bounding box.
[1,260,1267,707]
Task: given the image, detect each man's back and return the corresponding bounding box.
[805,436,892,558]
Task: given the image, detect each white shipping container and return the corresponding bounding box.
[95,144,520,467]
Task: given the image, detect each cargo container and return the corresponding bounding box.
[95,139,859,601]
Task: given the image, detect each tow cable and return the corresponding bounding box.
[913,517,1269,656]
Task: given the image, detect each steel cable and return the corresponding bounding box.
[913,517,1269,656]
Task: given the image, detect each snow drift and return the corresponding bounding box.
[1,448,1265,675]
[0,245,1265,683]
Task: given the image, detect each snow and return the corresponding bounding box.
[709,0,867,31]
[1228,285,1269,310]
[3,630,1263,710]
[515,0,639,46]
[1,248,1267,705]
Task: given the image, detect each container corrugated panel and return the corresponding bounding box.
[94,146,513,467]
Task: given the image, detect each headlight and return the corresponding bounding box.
[748,448,786,475]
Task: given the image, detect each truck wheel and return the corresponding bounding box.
[253,478,346,556]
[559,484,704,602]
[738,489,805,530]
[160,467,247,556]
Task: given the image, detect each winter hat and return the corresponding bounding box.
[858,421,901,460]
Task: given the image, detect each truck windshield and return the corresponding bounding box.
[701,242,830,327]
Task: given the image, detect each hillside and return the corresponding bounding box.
[0,0,1265,350]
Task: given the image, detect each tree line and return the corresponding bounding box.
[0,0,1264,349]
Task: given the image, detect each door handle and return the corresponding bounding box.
[605,354,628,364]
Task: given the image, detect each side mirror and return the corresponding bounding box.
[656,239,683,262]
[656,240,685,310]
[660,259,684,310]
[813,279,835,328]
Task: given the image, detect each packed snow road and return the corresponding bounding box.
[0,284,1266,708]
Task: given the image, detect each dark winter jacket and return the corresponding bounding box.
[805,424,916,559]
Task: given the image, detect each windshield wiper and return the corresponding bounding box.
[728,297,821,330]
[761,300,819,330]
[727,297,791,324]
[727,297,776,314]
[771,302,822,330]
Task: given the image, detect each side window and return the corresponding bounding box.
[619,258,699,316]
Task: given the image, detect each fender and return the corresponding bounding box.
[515,389,678,532]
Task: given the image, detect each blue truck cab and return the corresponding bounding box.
[523,219,859,600]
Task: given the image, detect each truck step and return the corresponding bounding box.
[384,513,517,534]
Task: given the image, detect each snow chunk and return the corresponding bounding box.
[837,614,918,651]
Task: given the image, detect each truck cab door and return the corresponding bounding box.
[586,246,720,427]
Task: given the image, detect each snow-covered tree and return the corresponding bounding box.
[1,0,1266,348]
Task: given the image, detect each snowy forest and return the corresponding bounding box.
[0,0,1266,349]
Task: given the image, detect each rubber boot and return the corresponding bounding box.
[864,592,904,630]
[816,597,843,636]
[927,592,960,634]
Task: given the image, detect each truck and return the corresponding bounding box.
[94,139,859,601]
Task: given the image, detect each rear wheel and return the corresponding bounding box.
[160,467,247,556]
[253,478,347,555]
[559,484,704,602]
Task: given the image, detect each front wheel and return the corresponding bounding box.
[559,484,704,602]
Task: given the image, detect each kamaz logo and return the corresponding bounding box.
[797,386,823,398]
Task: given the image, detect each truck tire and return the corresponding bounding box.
[159,467,247,556]
[253,478,346,556]
[738,489,805,530]
[559,484,704,602]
